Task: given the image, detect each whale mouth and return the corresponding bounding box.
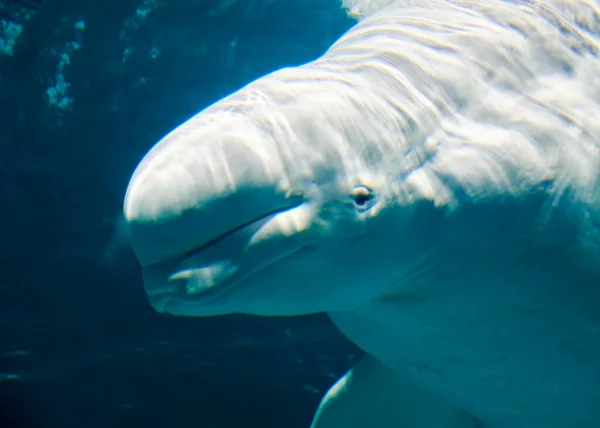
[141,202,307,311]
[168,204,301,265]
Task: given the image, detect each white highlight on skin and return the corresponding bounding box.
[169,261,239,296]
[248,204,314,245]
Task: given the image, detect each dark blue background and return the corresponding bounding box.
[0,1,361,426]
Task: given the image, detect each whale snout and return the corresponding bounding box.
[123,111,322,315]
[124,113,292,267]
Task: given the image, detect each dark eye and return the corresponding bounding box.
[350,185,374,209]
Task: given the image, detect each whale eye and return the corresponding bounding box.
[350,185,375,209]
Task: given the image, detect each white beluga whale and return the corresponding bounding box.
[123,0,600,427]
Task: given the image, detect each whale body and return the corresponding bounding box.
[124,1,600,427]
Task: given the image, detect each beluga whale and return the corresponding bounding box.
[123,0,600,427]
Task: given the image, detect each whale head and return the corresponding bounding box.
[124,68,434,317]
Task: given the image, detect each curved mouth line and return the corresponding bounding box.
[145,202,303,270]
[163,241,314,311]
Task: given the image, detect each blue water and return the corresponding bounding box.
[0,1,362,426]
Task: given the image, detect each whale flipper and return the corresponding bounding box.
[310,354,480,428]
